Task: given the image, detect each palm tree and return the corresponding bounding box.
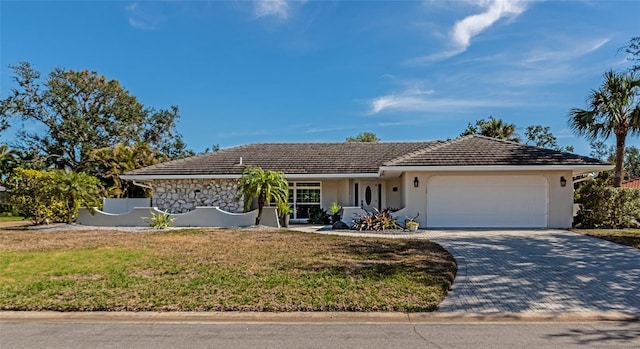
[569,70,640,187]
[237,166,289,225]
[88,143,166,197]
[461,116,520,142]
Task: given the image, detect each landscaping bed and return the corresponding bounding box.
[0,227,456,312]
[573,229,640,249]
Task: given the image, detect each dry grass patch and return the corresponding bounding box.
[574,229,640,249]
[0,228,456,312]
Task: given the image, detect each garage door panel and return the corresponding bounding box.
[427,175,548,228]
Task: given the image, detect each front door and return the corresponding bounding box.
[358,181,382,211]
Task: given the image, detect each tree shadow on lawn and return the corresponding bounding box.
[300,239,457,281]
[430,232,640,313]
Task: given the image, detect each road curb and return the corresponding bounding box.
[2,311,638,324]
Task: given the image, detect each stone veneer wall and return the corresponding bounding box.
[153,179,243,213]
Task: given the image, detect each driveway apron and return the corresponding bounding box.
[427,230,640,314]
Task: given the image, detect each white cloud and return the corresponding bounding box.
[304,126,353,134]
[254,0,291,20]
[125,2,161,30]
[369,88,512,114]
[494,37,612,87]
[523,37,610,64]
[452,0,527,50]
[409,0,529,64]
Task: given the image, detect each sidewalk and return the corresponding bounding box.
[2,310,637,323]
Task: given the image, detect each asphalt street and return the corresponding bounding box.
[2,321,640,349]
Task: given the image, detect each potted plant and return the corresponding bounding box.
[329,201,342,224]
[277,202,292,228]
[405,212,420,231]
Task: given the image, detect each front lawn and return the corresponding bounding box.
[0,216,24,222]
[0,228,456,312]
[573,229,640,249]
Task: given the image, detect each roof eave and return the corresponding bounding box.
[378,164,614,176]
[120,173,380,181]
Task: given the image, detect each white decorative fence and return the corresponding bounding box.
[77,206,280,228]
[102,198,151,214]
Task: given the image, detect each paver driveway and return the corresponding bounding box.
[427,230,640,314]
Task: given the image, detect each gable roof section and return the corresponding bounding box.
[123,141,443,177]
[383,135,606,167]
[123,136,611,179]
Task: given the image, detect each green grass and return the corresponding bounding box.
[0,228,456,312]
[0,216,24,222]
[574,229,640,249]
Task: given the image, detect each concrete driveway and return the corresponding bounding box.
[427,230,640,315]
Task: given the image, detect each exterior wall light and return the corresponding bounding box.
[560,176,567,187]
[414,177,419,188]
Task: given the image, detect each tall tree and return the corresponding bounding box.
[0,62,192,171]
[236,166,289,226]
[589,140,640,180]
[524,125,574,152]
[460,116,520,142]
[346,132,380,143]
[623,36,640,73]
[589,140,612,161]
[569,70,640,187]
[622,146,640,179]
[0,144,19,180]
[88,142,166,198]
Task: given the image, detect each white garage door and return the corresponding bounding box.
[427,175,548,228]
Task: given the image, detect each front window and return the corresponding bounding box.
[290,182,321,220]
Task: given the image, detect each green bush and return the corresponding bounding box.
[307,206,330,224]
[574,181,640,228]
[144,210,175,229]
[7,168,102,225]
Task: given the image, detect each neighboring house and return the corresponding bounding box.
[121,135,611,229]
[621,178,640,188]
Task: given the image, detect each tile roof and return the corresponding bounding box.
[125,141,443,176]
[384,135,606,167]
[124,135,608,177]
[621,178,640,188]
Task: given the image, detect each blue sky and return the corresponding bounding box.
[1,0,638,156]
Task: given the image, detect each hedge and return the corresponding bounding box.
[574,181,640,228]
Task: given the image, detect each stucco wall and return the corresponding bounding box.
[318,179,350,210]
[153,179,243,213]
[403,170,574,229]
[384,178,403,210]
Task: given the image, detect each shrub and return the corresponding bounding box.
[352,208,401,231]
[574,181,640,228]
[7,168,103,225]
[145,210,175,229]
[7,168,66,224]
[307,206,330,224]
[328,202,341,215]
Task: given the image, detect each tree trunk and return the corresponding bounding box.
[613,132,626,187]
[255,196,265,226]
[67,197,75,224]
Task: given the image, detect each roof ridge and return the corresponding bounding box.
[384,138,459,165]
[470,134,604,160]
